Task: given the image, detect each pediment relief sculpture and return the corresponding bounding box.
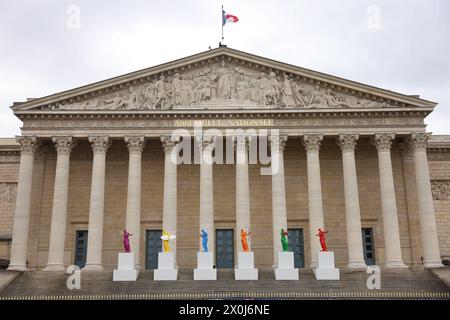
[42,60,399,112]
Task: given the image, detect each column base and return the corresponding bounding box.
[384,260,408,269]
[7,264,29,272]
[423,260,444,269]
[82,264,104,271]
[42,264,66,272]
[347,260,368,269]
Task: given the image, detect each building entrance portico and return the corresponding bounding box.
[3,47,445,275]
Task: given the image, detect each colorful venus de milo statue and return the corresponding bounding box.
[161,230,176,253]
[122,230,133,253]
[316,228,328,251]
[240,229,251,252]
[280,229,289,252]
[200,229,208,252]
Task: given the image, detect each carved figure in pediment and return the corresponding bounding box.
[291,82,310,107]
[309,85,328,106]
[103,92,127,110]
[171,73,183,106]
[323,89,344,107]
[248,77,260,103]
[180,76,192,106]
[266,71,280,106]
[281,75,296,108]
[257,73,269,105]
[84,99,99,110]
[358,98,378,108]
[142,82,157,109]
[340,95,358,107]
[155,75,169,109]
[195,76,213,102]
[216,60,234,99]
[117,86,139,110]
[236,76,250,102]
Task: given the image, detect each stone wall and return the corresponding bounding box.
[428,160,450,258]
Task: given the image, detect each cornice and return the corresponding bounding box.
[14,107,433,121]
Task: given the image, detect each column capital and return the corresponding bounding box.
[160,136,180,153]
[372,133,395,152]
[125,136,146,153]
[52,136,76,154]
[196,135,216,151]
[408,133,432,152]
[16,136,40,154]
[88,136,111,154]
[302,134,323,152]
[269,135,288,152]
[338,134,359,152]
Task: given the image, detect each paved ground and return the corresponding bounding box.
[0,268,449,300]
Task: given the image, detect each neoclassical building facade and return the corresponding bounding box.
[0,47,449,272]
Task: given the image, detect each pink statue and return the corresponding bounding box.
[316,228,328,251]
[123,230,133,253]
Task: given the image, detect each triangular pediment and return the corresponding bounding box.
[11,47,436,113]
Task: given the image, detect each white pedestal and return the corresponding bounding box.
[113,253,138,281]
[194,252,217,280]
[313,251,340,280]
[235,252,258,280]
[274,252,299,280]
[154,252,178,281]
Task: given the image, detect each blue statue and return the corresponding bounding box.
[200,229,208,252]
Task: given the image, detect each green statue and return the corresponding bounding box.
[280,229,289,252]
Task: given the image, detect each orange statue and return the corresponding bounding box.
[240,229,251,252]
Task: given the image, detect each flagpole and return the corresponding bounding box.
[221,4,224,45]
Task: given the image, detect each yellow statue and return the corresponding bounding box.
[161,230,176,253]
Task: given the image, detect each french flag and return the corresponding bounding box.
[222,10,239,25]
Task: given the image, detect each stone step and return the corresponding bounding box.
[1,268,449,299]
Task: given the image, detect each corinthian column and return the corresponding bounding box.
[44,137,76,271]
[408,133,443,268]
[338,134,366,269]
[303,135,325,268]
[373,134,406,268]
[8,136,40,271]
[161,136,180,264]
[197,136,216,254]
[124,136,146,269]
[269,135,288,267]
[83,136,111,271]
[235,135,251,254]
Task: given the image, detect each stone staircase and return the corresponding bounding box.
[1,268,449,300]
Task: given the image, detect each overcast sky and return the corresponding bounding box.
[1,0,449,136]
